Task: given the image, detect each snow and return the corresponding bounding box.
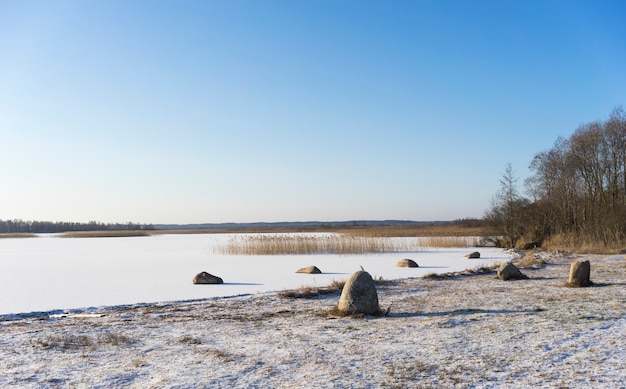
[0,233,507,316]
[0,235,624,388]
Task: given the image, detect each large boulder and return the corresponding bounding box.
[296,265,322,274]
[497,262,528,281]
[567,260,592,287]
[337,270,380,315]
[465,251,481,259]
[193,272,224,284]
[396,258,419,268]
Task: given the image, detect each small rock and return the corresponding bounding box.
[193,272,224,284]
[296,265,322,274]
[465,251,481,259]
[396,258,419,268]
[497,262,528,281]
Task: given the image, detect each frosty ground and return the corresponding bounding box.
[1,251,624,388]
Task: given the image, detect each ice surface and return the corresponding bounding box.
[0,233,511,315]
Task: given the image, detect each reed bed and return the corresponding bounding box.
[214,233,478,255]
[59,230,151,238]
[339,224,486,237]
[417,236,480,248]
[0,233,37,239]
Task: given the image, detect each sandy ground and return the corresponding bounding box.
[1,251,624,388]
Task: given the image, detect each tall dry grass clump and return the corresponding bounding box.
[340,224,486,237]
[417,236,479,248]
[0,233,37,239]
[215,234,416,255]
[213,233,479,255]
[60,230,151,238]
[542,232,626,254]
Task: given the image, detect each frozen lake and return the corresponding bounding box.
[0,233,513,316]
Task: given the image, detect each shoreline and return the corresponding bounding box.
[1,251,624,387]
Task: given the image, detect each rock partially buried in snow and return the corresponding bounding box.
[396,258,419,268]
[193,272,224,284]
[465,251,481,259]
[567,260,592,287]
[296,266,322,274]
[337,270,380,315]
[497,262,528,281]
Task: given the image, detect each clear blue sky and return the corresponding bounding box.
[1,1,625,224]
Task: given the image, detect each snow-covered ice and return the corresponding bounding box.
[0,233,508,316]
[1,235,624,388]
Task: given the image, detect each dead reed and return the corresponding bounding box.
[59,230,151,238]
[0,233,37,239]
[339,224,486,237]
[542,232,626,254]
[214,233,481,255]
[277,279,347,299]
[417,236,480,248]
[214,234,424,255]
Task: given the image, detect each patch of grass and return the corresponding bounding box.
[515,255,547,268]
[152,222,488,237]
[327,305,387,318]
[385,361,438,381]
[34,332,133,350]
[277,279,346,299]
[327,306,366,318]
[179,335,202,345]
[204,347,238,362]
[421,265,498,280]
[421,272,452,280]
[216,234,423,255]
[542,232,626,254]
[418,236,480,248]
[0,233,37,239]
[36,334,93,350]
[100,333,133,346]
[340,224,487,237]
[215,233,483,255]
[60,230,151,238]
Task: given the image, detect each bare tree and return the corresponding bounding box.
[485,163,530,248]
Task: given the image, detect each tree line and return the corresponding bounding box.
[486,107,626,251]
[0,219,154,234]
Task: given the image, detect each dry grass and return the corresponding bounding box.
[34,332,133,350]
[215,234,422,255]
[214,234,481,255]
[421,265,499,280]
[514,254,548,268]
[277,280,346,299]
[60,230,151,238]
[0,233,37,239]
[148,223,488,237]
[338,224,486,237]
[541,232,626,254]
[417,236,480,248]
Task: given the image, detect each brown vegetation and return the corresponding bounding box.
[277,280,346,299]
[60,230,151,238]
[485,107,626,254]
[0,233,37,239]
[213,232,482,255]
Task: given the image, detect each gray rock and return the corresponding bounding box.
[193,272,224,284]
[337,270,380,315]
[396,258,419,268]
[296,265,322,274]
[567,260,592,287]
[465,251,481,259]
[497,262,528,281]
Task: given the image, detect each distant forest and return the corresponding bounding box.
[0,220,154,234]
